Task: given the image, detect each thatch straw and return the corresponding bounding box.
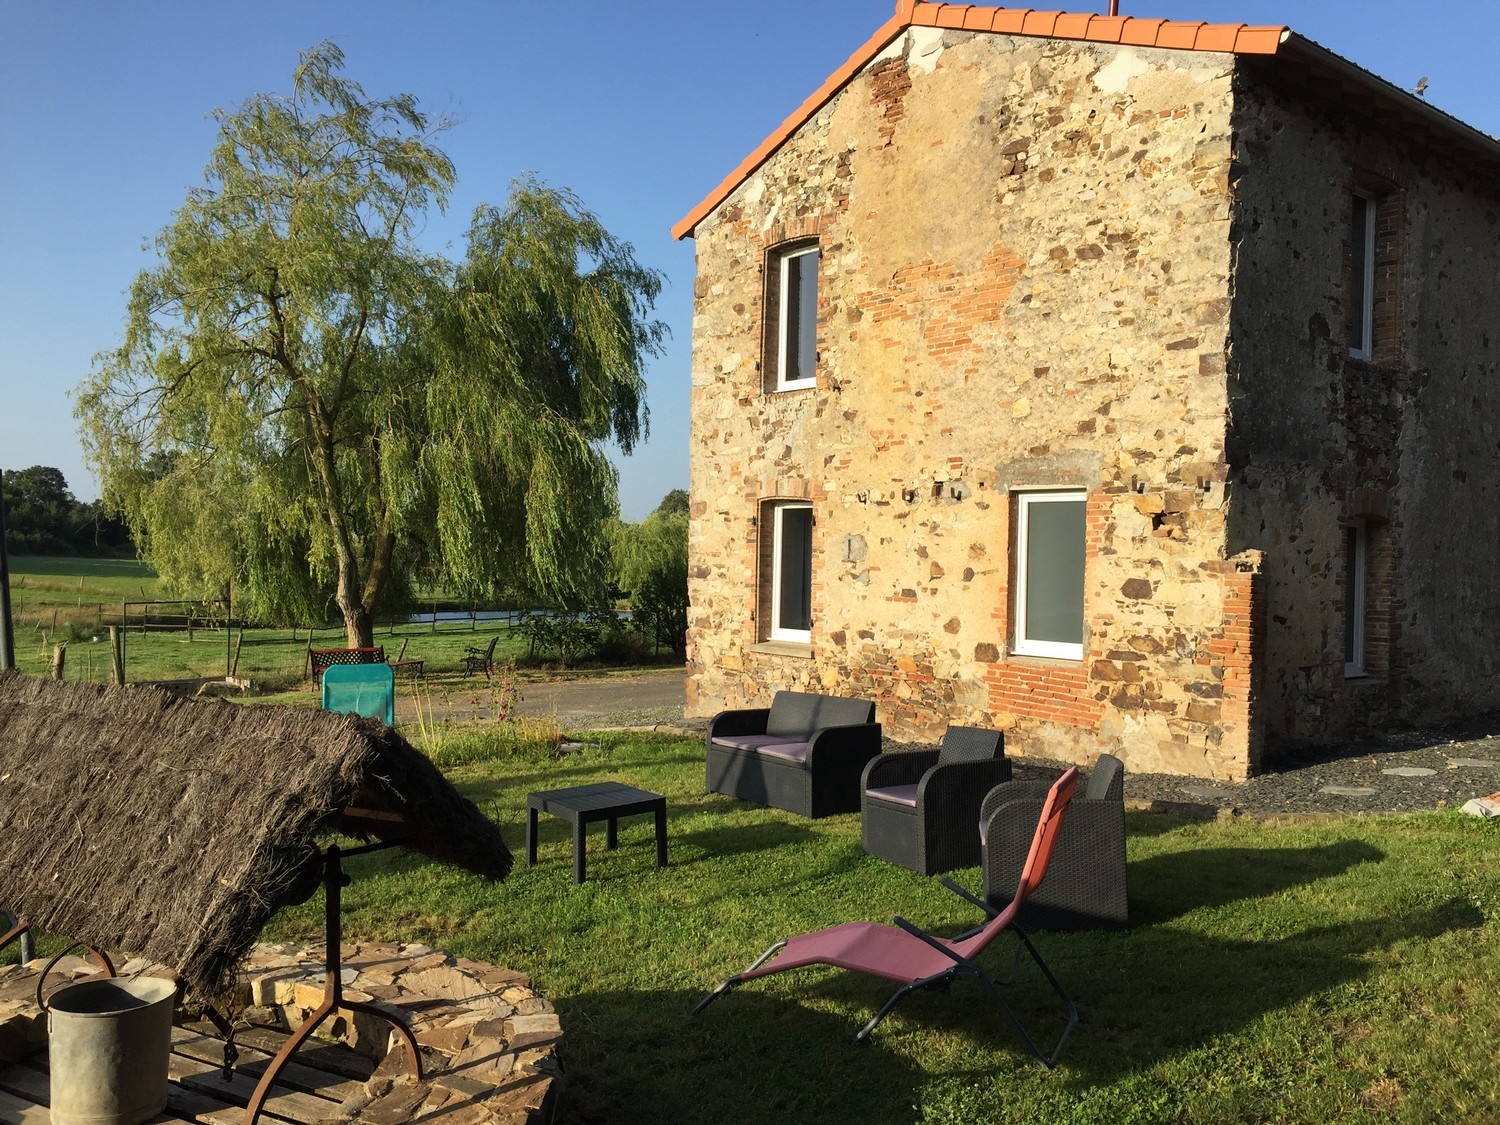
[0,671,512,998]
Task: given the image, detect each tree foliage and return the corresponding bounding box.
[1,466,132,556]
[654,488,690,518]
[610,491,689,658]
[76,43,664,643]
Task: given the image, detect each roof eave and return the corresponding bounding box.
[671,10,911,241]
[1275,32,1500,172]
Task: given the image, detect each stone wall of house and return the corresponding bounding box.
[687,28,1264,778]
[1226,70,1500,750]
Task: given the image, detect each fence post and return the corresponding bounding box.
[108,626,124,685]
[49,644,66,681]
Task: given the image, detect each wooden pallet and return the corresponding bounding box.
[0,940,560,1125]
[0,1016,375,1124]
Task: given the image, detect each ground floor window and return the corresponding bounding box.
[1344,520,1367,677]
[769,502,812,642]
[1014,490,1085,660]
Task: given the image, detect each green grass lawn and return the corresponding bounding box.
[251,731,1500,1125]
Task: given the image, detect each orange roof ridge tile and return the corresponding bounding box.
[672,3,1292,239]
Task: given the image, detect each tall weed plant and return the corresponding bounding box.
[407,660,562,765]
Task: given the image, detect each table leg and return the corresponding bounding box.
[526,805,539,867]
[654,802,667,868]
[573,818,586,884]
[606,817,619,850]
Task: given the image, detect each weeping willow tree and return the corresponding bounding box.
[76,42,663,646]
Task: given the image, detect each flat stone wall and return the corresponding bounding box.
[687,28,1260,777]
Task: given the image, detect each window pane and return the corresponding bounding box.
[1343,526,1358,664]
[783,250,818,384]
[1344,523,1365,677]
[777,506,813,633]
[1024,499,1084,645]
[1350,195,1370,353]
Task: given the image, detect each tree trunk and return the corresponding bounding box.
[302,395,377,649]
[341,600,375,648]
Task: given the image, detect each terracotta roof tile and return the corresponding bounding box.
[1052,13,1096,39]
[1194,23,1247,52]
[1233,26,1285,54]
[672,3,1312,239]
[1082,15,1129,43]
[1155,21,1206,49]
[1021,11,1064,36]
[934,4,972,28]
[988,8,1031,34]
[1118,17,1166,46]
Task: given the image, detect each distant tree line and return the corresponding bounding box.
[1,466,132,556]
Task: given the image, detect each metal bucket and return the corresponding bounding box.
[47,976,176,1125]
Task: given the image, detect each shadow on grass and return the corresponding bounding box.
[1127,840,1385,924]
[671,819,819,861]
[547,897,1483,1124]
[1048,896,1484,1087]
[551,985,932,1125]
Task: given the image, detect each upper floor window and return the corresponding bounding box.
[1013,491,1086,661]
[765,242,819,391]
[1349,192,1377,359]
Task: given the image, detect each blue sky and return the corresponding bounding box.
[1,0,1495,521]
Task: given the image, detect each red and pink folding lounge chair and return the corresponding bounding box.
[694,767,1080,1067]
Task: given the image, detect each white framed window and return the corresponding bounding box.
[1014,490,1086,660]
[773,244,819,391]
[1343,521,1367,677]
[1349,192,1376,359]
[769,502,813,642]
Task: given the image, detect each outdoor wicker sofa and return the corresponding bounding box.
[706,690,881,818]
[981,752,1128,930]
[860,726,1011,875]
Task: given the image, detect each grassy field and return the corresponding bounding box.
[1,555,589,690]
[245,731,1500,1125]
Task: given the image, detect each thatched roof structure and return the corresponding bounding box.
[0,672,512,998]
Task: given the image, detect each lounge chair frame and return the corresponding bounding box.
[695,768,1080,1067]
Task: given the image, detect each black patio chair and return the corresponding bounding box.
[981,753,1128,930]
[860,726,1010,875]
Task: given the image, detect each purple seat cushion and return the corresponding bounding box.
[712,734,810,764]
[865,784,919,808]
[755,741,810,765]
[713,733,800,752]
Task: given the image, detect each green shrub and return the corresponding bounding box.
[516,608,634,666]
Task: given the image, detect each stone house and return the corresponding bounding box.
[674,1,1500,779]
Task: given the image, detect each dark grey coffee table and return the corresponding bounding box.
[525,781,667,884]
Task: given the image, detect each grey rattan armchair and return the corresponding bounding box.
[981,753,1127,930]
[860,726,1010,875]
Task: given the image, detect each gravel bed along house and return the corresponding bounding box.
[555,681,1500,820]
